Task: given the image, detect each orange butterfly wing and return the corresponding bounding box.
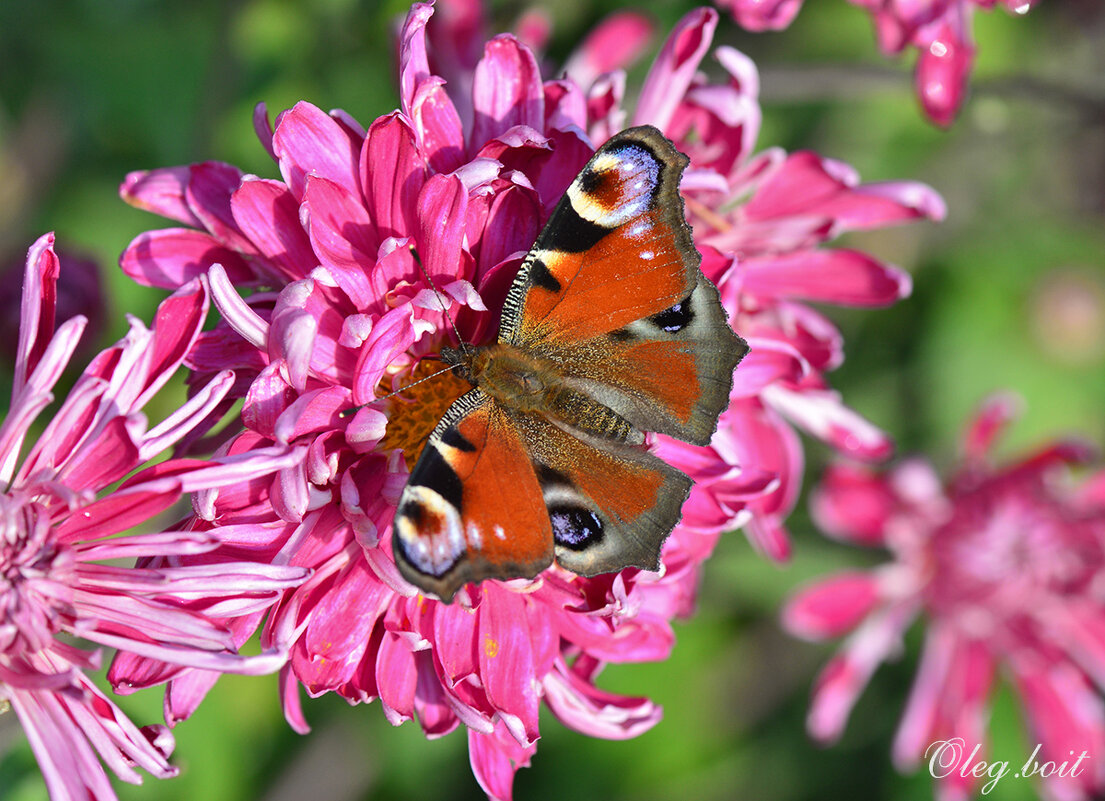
[500,126,746,445]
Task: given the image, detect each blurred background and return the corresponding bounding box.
[0,1,1102,800]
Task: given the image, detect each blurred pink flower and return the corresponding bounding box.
[784,394,1105,801]
[722,0,1042,126]
[111,4,939,797]
[1,234,310,801]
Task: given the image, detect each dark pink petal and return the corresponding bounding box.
[377,632,418,725]
[783,572,881,640]
[56,415,143,492]
[14,233,60,397]
[231,178,315,281]
[633,7,718,131]
[302,174,378,272]
[185,162,252,252]
[416,174,470,281]
[470,36,544,152]
[272,101,362,200]
[960,392,1021,465]
[273,386,355,444]
[141,278,209,405]
[352,306,419,405]
[468,722,536,801]
[399,4,465,173]
[299,558,390,693]
[810,462,895,546]
[722,0,805,30]
[253,101,277,161]
[362,113,426,241]
[243,361,296,441]
[54,484,180,542]
[915,22,975,128]
[120,229,255,289]
[731,339,807,397]
[477,588,539,744]
[121,167,204,227]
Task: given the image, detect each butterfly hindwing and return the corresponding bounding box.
[392,389,554,602]
[516,412,692,576]
[500,125,746,446]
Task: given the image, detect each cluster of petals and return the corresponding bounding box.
[110,3,940,797]
[723,0,1041,125]
[0,234,310,801]
[784,394,1105,801]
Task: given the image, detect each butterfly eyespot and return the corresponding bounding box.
[550,506,604,550]
[650,295,695,333]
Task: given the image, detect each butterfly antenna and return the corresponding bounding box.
[409,245,472,358]
[339,362,462,417]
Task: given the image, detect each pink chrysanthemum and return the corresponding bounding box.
[723,0,1041,126]
[784,394,1105,801]
[110,4,940,797]
[0,234,310,801]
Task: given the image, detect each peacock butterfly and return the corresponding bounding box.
[392,125,747,602]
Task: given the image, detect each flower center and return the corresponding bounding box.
[379,358,473,470]
[0,492,73,655]
[924,482,1103,636]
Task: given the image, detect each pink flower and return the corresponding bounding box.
[784,394,1105,801]
[1,234,310,801]
[722,0,1042,126]
[110,4,939,797]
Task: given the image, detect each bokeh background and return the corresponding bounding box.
[0,1,1102,800]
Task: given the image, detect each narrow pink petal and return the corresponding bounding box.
[723,0,805,31]
[470,35,544,151]
[469,722,536,801]
[185,161,251,251]
[633,8,718,131]
[137,278,210,408]
[363,113,426,241]
[207,263,270,348]
[742,249,911,307]
[960,392,1023,465]
[416,174,470,281]
[230,178,315,281]
[140,370,235,460]
[731,338,808,397]
[765,385,894,461]
[14,232,61,397]
[916,22,975,128]
[377,632,418,725]
[399,4,466,173]
[54,484,180,541]
[120,167,204,226]
[783,572,881,640]
[352,306,418,402]
[302,174,378,272]
[120,228,255,289]
[253,101,277,160]
[810,462,895,546]
[808,603,917,742]
[273,386,354,444]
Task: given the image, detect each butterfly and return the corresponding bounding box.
[392,125,747,602]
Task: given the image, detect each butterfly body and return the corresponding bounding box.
[393,126,747,602]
